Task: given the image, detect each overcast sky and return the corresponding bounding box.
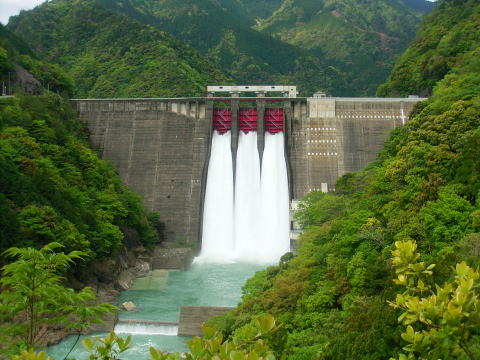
[0,0,46,25]
[0,0,438,26]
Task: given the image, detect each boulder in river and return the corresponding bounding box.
[122,301,137,312]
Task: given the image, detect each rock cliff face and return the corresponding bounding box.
[13,65,42,95]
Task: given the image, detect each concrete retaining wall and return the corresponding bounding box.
[178,306,234,337]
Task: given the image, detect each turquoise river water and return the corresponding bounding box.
[47,262,266,359]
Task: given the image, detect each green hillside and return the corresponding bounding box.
[0,24,72,96]
[378,0,480,97]
[216,0,284,23]
[403,0,435,13]
[91,0,344,96]
[256,0,425,95]
[0,21,162,260]
[92,0,427,96]
[0,37,161,258]
[211,0,480,358]
[6,0,428,97]
[0,93,163,261]
[7,0,231,98]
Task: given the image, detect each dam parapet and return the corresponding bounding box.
[71,91,425,247]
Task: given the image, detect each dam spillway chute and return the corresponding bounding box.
[212,108,232,134]
[234,107,261,261]
[261,107,290,262]
[198,110,234,263]
[198,91,291,264]
[264,108,284,134]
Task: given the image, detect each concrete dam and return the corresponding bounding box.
[71,87,424,248]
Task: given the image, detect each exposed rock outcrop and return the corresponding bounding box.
[14,65,42,95]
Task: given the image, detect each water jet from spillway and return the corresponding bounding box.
[259,132,290,262]
[198,107,290,264]
[233,131,261,261]
[197,131,234,263]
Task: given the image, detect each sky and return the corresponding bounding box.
[0,0,46,25]
[0,0,438,26]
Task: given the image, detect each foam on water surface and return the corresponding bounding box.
[114,322,179,336]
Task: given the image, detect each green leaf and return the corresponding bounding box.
[83,337,93,350]
[230,351,245,360]
[255,314,275,335]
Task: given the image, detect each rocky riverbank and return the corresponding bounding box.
[39,240,194,348]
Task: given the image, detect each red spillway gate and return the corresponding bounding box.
[213,108,232,134]
[265,108,284,134]
[239,108,258,133]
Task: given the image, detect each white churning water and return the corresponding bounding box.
[259,132,290,262]
[198,129,290,264]
[114,322,179,336]
[197,130,234,263]
[233,132,261,261]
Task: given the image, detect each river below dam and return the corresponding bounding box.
[47,262,266,359]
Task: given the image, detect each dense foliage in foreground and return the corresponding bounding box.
[15,240,480,359]
[15,313,278,360]
[210,2,480,358]
[0,94,161,260]
[0,243,116,355]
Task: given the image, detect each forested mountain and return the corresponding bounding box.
[0,24,72,96]
[218,0,284,21]
[255,0,425,95]
[403,0,435,13]
[7,0,428,97]
[88,0,344,96]
[92,0,427,96]
[378,0,479,97]
[211,0,480,358]
[7,0,231,98]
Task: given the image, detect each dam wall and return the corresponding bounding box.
[289,97,420,196]
[72,96,424,246]
[72,99,212,245]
